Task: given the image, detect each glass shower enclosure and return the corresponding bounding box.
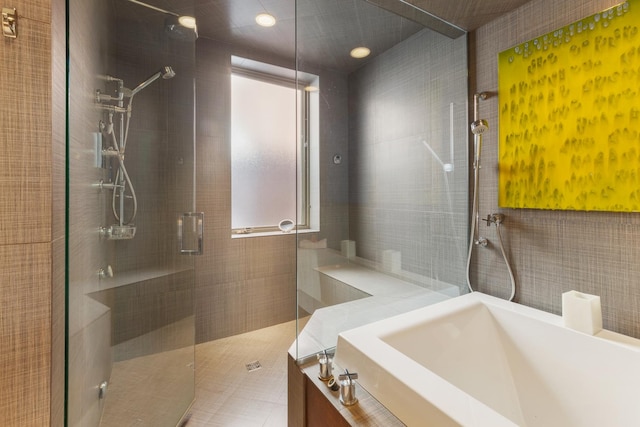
[294,0,469,360]
[66,0,198,425]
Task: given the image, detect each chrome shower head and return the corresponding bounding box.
[129,66,175,97]
[470,119,489,135]
[125,0,198,42]
[160,66,176,79]
[165,15,199,42]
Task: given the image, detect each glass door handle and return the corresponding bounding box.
[178,212,204,255]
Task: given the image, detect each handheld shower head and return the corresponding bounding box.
[161,66,176,79]
[129,66,175,97]
[471,90,491,136]
[470,119,489,135]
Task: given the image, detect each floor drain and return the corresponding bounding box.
[245,360,262,372]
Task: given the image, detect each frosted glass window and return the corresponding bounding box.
[231,73,303,230]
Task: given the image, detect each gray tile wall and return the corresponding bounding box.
[348,28,469,289]
[309,66,351,251]
[472,0,640,338]
[194,25,356,341]
[67,1,197,424]
[66,0,112,424]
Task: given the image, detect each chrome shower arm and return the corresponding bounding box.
[130,72,161,96]
[129,66,175,97]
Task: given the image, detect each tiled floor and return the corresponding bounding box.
[187,320,298,426]
[99,318,196,427]
[98,320,297,427]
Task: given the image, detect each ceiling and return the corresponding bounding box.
[123,0,533,73]
[403,0,532,32]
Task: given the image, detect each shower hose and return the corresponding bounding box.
[465,136,516,301]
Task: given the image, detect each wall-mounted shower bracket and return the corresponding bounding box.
[95,102,127,114]
[95,79,124,104]
[474,236,488,247]
[94,179,123,192]
[101,148,119,157]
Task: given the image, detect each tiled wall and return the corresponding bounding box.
[348,28,468,289]
[195,40,298,343]
[104,6,197,351]
[194,29,360,341]
[66,0,112,424]
[313,68,351,251]
[0,0,65,425]
[472,0,640,338]
[105,11,195,276]
[66,1,197,424]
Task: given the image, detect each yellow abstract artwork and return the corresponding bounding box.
[498,0,640,211]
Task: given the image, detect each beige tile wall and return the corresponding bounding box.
[0,0,65,425]
[0,244,52,426]
[0,5,51,246]
[472,0,640,338]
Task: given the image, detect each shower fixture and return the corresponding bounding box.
[95,65,176,239]
[125,0,198,41]
[128,66,176,97]
[470,118,488,135]
[466,92,517,301]
[470,92,489,135]
[165,16,199,42]
[469,92,490,249]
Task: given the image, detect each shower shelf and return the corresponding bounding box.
[75,266,194,338]
[95,266,194,292]
[315,262,461,298]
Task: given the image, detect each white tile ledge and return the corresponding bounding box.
[231,228,319,239]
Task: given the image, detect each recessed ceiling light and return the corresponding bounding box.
[256,13,276,27]
[350,47,371,59]
[178,15,197,29]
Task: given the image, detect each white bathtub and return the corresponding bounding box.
[335,292,640,426]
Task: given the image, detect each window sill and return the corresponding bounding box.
[231,228,319,239]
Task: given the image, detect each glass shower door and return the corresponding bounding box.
[66,0,197,425]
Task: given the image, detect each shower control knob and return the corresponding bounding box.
[98,265,113,279]
[482,213,506,227]
[98,381,108,400]
[98,226,111,239]
[475,236,488,247]
[491,213,505,225]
